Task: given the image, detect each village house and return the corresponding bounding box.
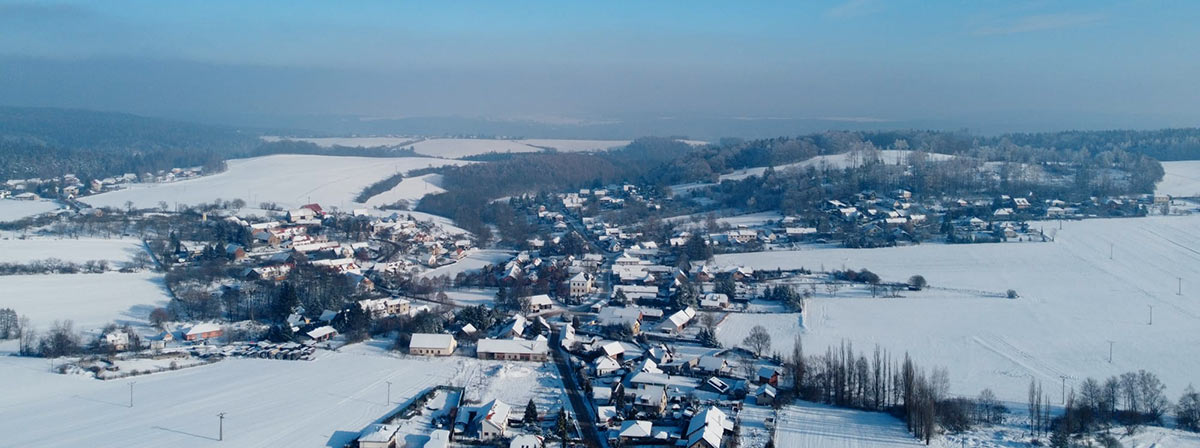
[184,323,223,341]
[476,339,550,362]
[685,406,732,448]
[658,307,696,334]
[409,333,457,356]
[102,331,131,351]
[699,293,730,309]
[357,423,399,448]
[527,294,554,312]
[616,420,653,442]
[306,325,338,342]
[461,399,511,440]
[510,434,543,448]
[597,306,643,334]
[569,272,594,297]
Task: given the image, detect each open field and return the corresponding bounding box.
[1157,160,1200,197]
[0,342,563,448]
[775,401,923,447]
[715,215,1200,402]
[0,199,61,222]
[0,237,143,265]
[0,272,170,334]
[82,155,464,211]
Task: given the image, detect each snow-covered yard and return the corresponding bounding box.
[418,249,514,280]
[0,342,564,448]
[716,313,803,357]
[0,199,61,222]
[0,272,169,334]
[82,155,464,211]
[714,215,1200,402]
[775,401,924,447]
[0,237,144,265]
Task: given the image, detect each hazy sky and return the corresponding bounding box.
[1,0,1198,131]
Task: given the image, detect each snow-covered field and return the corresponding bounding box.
[0,199,61,222]
[714,215,1200,402]
[357,173,446,209]
[776,401,923,447]
[1157,160,1200,197]
[0,237,143,265]
[720,150,957,181]
[83,155,463,211]
[0,342,563,448]
[418,249,514,279]
[0,272,169,334]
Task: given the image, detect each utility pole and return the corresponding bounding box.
[129,382,135,408]
[1148,304,1154,326]
[218,412,226,441]
[386,381,392,404]
[1107,340,1114,363]
[1109,243,1113,260]
[1060,376,1067,405]
[1179,277,1183,295]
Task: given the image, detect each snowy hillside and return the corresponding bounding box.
[715,215,1200,402]
[82,155,465,211]
[1157,160,1200,197]
[719,150,957,181]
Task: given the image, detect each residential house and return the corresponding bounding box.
[617,420,653,441]
[700,293,729,310]
[597,307,643,334]
[658,307,696,334]
[184,323,222,341]
[685,406,732,448]
[527,294,554,312]
[510,434,543,448]
[569,272,594,297]
[409,333,458,356]
[476,399,512,440]
[358,424,399,448]
[477,339,550,362]
[754,384,777,406]
[633,385,668,415]
[757,366,780,386]
[306,325,338,342]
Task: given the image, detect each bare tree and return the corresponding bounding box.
[743,325,772,358]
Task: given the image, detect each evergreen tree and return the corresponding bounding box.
[524,399,539,425]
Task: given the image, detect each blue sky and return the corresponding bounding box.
[1,0,1197,131]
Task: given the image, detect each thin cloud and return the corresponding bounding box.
[825,0,885,19]
[975,12,1105,36]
